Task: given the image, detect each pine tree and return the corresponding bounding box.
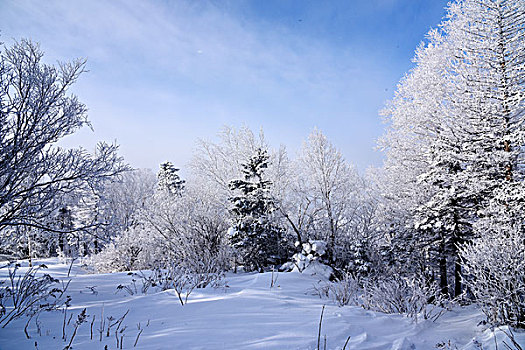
[228,148,284,271]
[157,162,185,196]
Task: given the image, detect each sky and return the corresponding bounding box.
[0,0,448,173]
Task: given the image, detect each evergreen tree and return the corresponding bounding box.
[228,148,284,271]
[157,162,185,196]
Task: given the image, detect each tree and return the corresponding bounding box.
[294,129,365,267]
[0,39,128,252]
[438,0,524,297]
[190,125,269,202]
[378,30,454,284]
[378,0,525,299]
[157,162,185,196]
[88,168,157,252]
[408,32,474,296]
[228,148,284,271]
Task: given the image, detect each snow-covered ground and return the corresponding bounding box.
[0,259,523,350]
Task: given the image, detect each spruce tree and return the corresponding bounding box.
[228,148,284,272]
[157,162,185,196]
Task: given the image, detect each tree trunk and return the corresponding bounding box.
[28,232,33,267]
[454,258,462,298]
[439,240,448,297]
[439,257,448,297]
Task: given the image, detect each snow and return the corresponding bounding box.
[0,259,523,350]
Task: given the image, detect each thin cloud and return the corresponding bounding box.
[0,0,410,171]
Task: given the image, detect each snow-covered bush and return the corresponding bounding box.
[90,225,162,273]
[92,168,232,275]
[88,168,157,252]
[117,257,226,306]
[292,240,327,272]
[460,229,525,329]
[149,187,232,274]
[362,273,443,322]
[328,272,360,307]
[154,260,225,305]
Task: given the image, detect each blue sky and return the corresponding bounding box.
[0,0,448,172]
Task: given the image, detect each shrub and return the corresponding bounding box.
[361,273,444,322]
[460,229,525,329]
[0,263,68,328]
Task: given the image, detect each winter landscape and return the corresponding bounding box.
[0,0,524,349]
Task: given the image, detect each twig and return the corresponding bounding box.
[24,315,32,339]
[64,308,87,350]
[501,327,523,350]
[115,309,129,332]
[106,316,115,337]
[99,305,105,341]
[317,305,325,350]
[134,328,144,347]
[67,258,76,278]
[342,335,351,350]
[108,309,129,345]
[270,267,278,288]
[62,305,68,340]
[176,290,184,306]
[35,314,42,337]
[90,315,96,340]
[64,324,80,350]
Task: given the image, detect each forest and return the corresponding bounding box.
[0,0,524,349]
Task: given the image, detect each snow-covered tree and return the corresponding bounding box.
[88,168,157,250]
[228,148,285,271]
[191,126,268,197]
[438,0,524,297]
[408,33,474,296]
[157,162,185,196]
[0,39,128,257]
[293,129,366,268]
[378,0,525,300]
[378,29,452,282]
